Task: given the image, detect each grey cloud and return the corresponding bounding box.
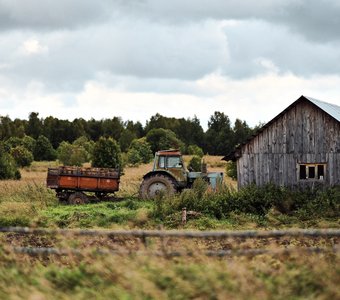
[222,20,340,78]
[1,1,340,43]
[0,19,228,91]
[269,0,340,42]
[0,0,339,95]
[0,0,110,30]
[115,0,340,43]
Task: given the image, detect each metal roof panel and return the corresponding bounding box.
[305,96,340,122]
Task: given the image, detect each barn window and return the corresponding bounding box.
[299,164,326,180]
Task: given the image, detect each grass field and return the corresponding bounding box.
[0,159,339,299]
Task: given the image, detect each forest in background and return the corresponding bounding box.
[0,111,258,154]
[0,111,259,178]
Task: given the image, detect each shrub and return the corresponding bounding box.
[57,141,89,166]
[235,184,282,215]
[146,128,184,153]
[151,179,340,223]
[92,137,122,169]
[127,148,142,166]
[0,145,21,179]
[187,145,204,158]
[57,141,72,165]
[22,135,36,152]
[127,138,153,166]
[73,136,94,156]
[119,130,137,152]
[10,146,34,167]
[34,135,56,161]
[188,156,201,172]
[4,137,22,149]
[226,161,237,180]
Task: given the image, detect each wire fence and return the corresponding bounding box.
[1,227,339,258]
[10,245,340,258]
[1,227,340,239]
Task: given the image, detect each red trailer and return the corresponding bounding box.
[47,166,120,204]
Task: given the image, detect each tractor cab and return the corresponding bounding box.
[153,150,188,186]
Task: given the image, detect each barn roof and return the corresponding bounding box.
[223,95,340,161]
[305,96,340,122]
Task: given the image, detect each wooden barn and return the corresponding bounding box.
[223,95,340,188]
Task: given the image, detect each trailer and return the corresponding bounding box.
[47,166,120,204]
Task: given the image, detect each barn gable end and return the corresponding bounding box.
[224,96,340,188]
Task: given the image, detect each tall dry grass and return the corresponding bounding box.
[0,239,338,299]
[0,161,59,226]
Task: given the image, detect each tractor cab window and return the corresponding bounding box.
[158,156,165,168]
[167,156,182,168]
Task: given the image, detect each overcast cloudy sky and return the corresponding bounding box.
[1,0,340,129]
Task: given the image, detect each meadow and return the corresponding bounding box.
[0,157,339,299]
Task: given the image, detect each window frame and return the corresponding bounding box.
[157,155,184,169]
[166,156,182,168]
[298,163,326,181]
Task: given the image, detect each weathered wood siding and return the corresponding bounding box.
[237,100,340,188]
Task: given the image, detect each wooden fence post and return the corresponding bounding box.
[182,207,187,225]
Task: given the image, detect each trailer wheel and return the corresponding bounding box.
[56,190,71,202]
[68,192,88,205]
[95,192,108,200]
[139,174,176,199]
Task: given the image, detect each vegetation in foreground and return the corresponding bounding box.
[0,161,339,299]
[0,246,338,300]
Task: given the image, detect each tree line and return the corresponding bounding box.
[0,111,259,179]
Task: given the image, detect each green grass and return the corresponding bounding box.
[38,199,154,228]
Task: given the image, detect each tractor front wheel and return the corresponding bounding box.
[139,175,177,199]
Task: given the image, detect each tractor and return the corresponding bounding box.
[139,149,223,199]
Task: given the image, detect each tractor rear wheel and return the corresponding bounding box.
[68,192,88,205]
[139,174,177,199]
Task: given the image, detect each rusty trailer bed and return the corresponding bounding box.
[47,166,120,193]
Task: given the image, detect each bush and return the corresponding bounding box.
[0,145,21,179]
[150,182,340,221]
[4,137,22,149]
[187,145,204,158]
[127,138,153,166]
[146,128,184,153]
[73,136,94,156]
[22,135,36,153]
[92,137,122,169]
[235,184,282,215]
[34,135,56,161]
[10,146,34,167]
[127,148,142,166]
[188,156,201,172]
[119,130,137,152]
[57,141,89,166]
[226,161,237,180]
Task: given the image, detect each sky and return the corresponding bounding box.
[0,0,340,130]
